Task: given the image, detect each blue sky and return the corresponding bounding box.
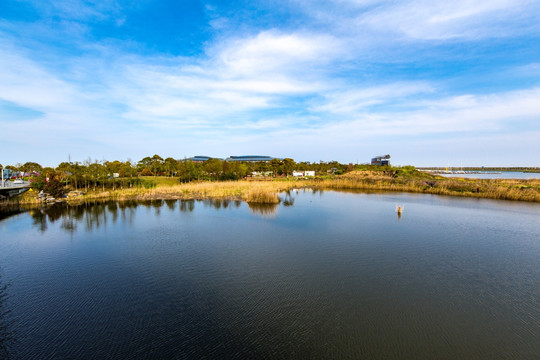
[0,0,539,167]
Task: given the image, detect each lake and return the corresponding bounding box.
[0,191,539,359]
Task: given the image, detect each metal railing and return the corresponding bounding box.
[0,180,30,188]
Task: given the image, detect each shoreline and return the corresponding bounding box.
[2,173,540,209]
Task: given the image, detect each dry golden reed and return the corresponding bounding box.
[312,173,540,202]
[245,188,280,204]
[14,173,540,205]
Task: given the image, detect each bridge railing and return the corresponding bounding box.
[0,180,31,188]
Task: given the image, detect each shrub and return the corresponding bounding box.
[43,177,65,198]
[30,174,47,191]
[140,168,154,176]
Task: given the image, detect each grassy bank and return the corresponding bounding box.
[10,170,540,206]
[311,171,540,202]
[14,179,302,205]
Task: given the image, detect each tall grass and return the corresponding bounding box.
[12,173,540,205]
[245,188,280,204]
[312,173,540,202]
[18,180,299,203]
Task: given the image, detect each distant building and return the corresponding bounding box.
[187,156,221,163]
[371,154,391,166]
[226,155,279,162]
[251,171,273,177]
[2,168,13,179]
[186,155,284,163]
[292,170,315,177]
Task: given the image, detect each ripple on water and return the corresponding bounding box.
[0,194,538,359]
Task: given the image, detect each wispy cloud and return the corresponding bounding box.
[312,82,435,114]
[26,0,121,21]
[303,0,540,41]
[0,0,539,165]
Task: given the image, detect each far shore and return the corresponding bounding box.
[3,171,540,209]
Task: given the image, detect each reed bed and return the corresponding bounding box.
[11,174,540,206]
[310,175,540,202]
[15,180,302,204]
[245,187,280,204]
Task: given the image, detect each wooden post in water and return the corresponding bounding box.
[396,205,403,219]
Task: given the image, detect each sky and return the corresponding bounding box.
[0,0,539,167]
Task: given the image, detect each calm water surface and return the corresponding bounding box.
[0,191,539,359]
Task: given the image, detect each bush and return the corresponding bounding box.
[30,174,47,191]
[140,168,154,176]
[43,177,65,198]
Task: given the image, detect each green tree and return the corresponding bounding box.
[105,160,123,175]
[41,167,55,178]
[137,157,151,172]
[164,157,178,177]
[5,165,18,174]
[30,174,47,191]
[232,162,248,178]
[151,155,164,175]
[138,155,164,175]
[119,161,136,178]
[269,158,283,175]
[22,162,42,174]
[282,158,295,176]
[203,158,223,179]
[88,162,106,191]
[178,160,203,182]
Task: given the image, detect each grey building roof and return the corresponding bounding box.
[187,156,222,162]
[226,155,279,162]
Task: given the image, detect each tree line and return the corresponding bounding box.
[1,156,354,195]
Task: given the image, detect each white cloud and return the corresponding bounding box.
[0,48,77,111]
[354,0,540,40]
[313,82,434,114]
[95,30,341,124]
[215,30,344,76]
[1,0,539,165]
[34,0,121,21]
[292,0,540,43]
[312,87,540,140]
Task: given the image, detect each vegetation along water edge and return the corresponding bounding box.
[2,159,538,208]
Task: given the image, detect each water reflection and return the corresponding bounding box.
[298,188,324,196]
[30,209,48,232]
[179,200,195,212]
[2,191,539,359]
[165,200,176,211]
[0,207,26,222]
[247,203,279,218]
[281,191,296,206]
[17,197,294,233]
[29,202,139,234]
[201,198,241,210]
[0,269,14,359]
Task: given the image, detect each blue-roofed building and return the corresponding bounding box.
[186,156,222,163]
[226,155,280,162]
